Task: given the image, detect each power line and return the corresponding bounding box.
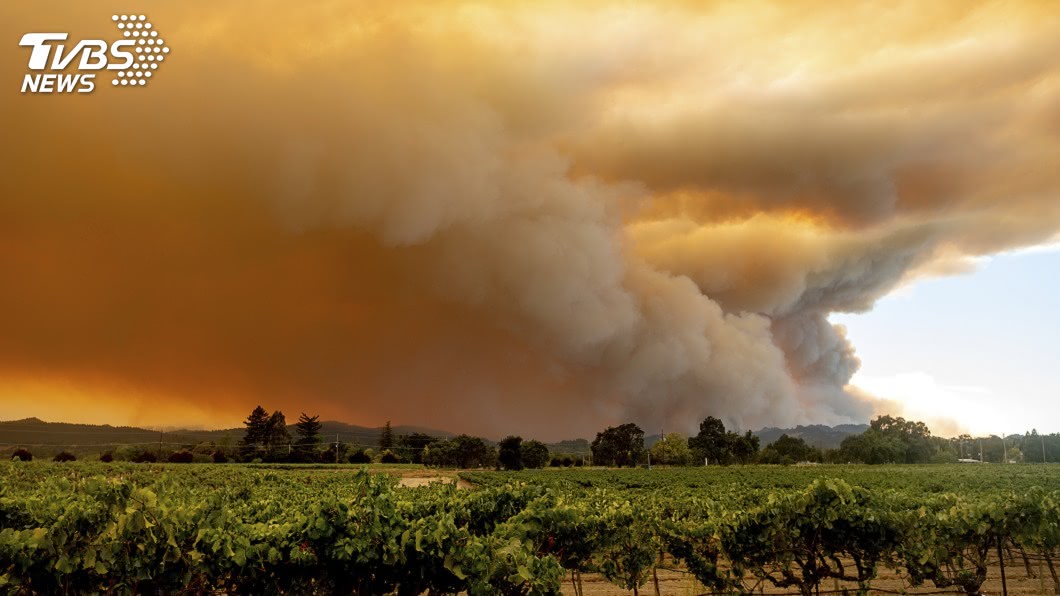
[0,439,429,452]
[0,426,436,441]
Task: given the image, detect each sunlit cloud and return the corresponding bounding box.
[851,372,1004,437]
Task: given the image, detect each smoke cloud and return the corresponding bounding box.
[0,1,1058,438]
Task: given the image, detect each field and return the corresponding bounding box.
[2,463,1060,595]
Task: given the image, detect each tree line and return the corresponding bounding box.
[590,418,764,467]
[236,406,559,469]
[590,414,1060,466]
[10,407,1058,466]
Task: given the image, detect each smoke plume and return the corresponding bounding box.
[0,1,1058,438]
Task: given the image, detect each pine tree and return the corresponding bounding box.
[379,420,394,450]
[241,406,270,449]
[295,413,322,446]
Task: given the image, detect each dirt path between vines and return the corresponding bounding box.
[562,564,1050,595]
[394,470,473,489]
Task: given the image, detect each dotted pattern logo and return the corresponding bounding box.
[110,14,168,87]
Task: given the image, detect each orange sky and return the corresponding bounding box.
[1,1,1059,438]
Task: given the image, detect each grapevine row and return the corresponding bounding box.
[2,463,1060,595]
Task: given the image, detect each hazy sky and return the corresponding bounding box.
[1,1,1058,439]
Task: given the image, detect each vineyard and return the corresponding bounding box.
[2,463,1059,595]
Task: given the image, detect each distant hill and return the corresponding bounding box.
[0,417,451,456]
[1,417,868,457]
[315,421,453,449]
[753,424,869,450]
[547,438,591,456]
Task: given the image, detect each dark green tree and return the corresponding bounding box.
[240,405,270,453]
[952,434,975,460]
[730,430,761,464]
[977,434,1006,463]
[759,434,821,464]
[423,441,457,467]
[423,435,496,468]
[294,413,322,446]
[288,413,323,462]
[264,411,291,459]
[650,433,692,465]
[452,435,496,468]
[498,436,524,470]
[871,415,934,463]
[1020,430,1060,463]
[836,430,904,464]
[521,440,551,469]
[398,432,436,464]
[688,416,731,465]
[591,423,645,467]
[836,416,947,464]
[379,420,394,450]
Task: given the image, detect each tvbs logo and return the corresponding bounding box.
[19,14,169,94]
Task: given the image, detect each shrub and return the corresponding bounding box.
[211,450,229,463]
[11,448,32,462]
[380,450,404,464]
[520,440,551,469]
[99,451,114,463]
[287,449,315,463]
[131,450,158,463]
[113,446,139,462]
[53,451,76,462]
[348,449,372,464]
[168,450,194,463]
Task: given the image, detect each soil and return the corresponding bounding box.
[561,563,1053,595]
[394,470,473,489]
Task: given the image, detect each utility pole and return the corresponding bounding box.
[656,427,664,469]
[335,434,340,464]
[979,439,984,463]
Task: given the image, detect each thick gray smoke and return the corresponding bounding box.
[1,1,1058,437]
